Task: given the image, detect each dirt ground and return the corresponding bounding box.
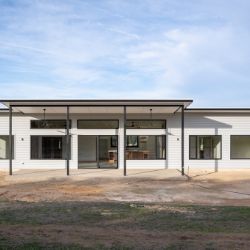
[0,169,250,205]
[0,169,250,249]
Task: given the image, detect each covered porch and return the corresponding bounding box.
[1,99,193,176]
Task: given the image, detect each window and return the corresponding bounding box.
[31,136,71,159]
[0,135,14,159]
[126,120,166,129]
[126,135,166,160]
[31,120,71,129]
[77,120,119,129]
[189,135,221,160]
[231,135,250,159]
[127,135,139,147]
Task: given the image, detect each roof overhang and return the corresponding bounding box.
[186,108,250,114]
[0,99,193,107]
[0,99,193,114]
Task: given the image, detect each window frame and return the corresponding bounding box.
[126,119,166,129]
[126,135,166,160]
[0,135,14,160]
[77,119,119,129]
[189,135,222,160]
[30,119,72,129]
[30,135,71,160]
[230,135,250,160]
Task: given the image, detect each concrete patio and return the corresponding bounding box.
[2,169,186,183]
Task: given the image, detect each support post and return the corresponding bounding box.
[9,105,12,175]
[123,106,127,176]
[66,106,70,176]
[181,105,185,176]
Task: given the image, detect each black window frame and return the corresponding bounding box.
[0,135,14,160]
[77,119,119,129]
[230,135,250,160]
[30,135,71,160]
[126,135,166,160]
[189,135,222,160]
[126,119,166,129]
[30,119,72,129]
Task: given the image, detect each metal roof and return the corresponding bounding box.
[0,99,193,108]
[186,108,250,113]
[2,99,250,113]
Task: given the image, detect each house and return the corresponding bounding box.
[0,99,250,175]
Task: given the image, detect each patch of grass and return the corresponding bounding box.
[165,243,199,250]
[0,241,85,250]
[0,202,146,226]
[0,202,249,233]
[0,240,135,250]
[0,202,249,249]
[135,204,250,233]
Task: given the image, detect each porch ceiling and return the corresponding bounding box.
[0,99,192,114]
[11,106,180,114]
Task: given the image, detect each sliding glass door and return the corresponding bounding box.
[78,135,118,169]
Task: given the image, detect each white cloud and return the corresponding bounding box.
[125,25,250,102]
[0,0,250,106]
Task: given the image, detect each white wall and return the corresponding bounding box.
[183,113,250,170]
[1,111,250,171]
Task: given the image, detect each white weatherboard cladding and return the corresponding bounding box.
[184,113,250,170]
[0,113,169,170]
[0,111,250,171]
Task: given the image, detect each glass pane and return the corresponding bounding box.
[78,136,98,168]
[190,135,221,160]
[126,136,139,147]
[78,135,118,168]
[31,136,40,159]
[199,137,212,159]
[42,137,63,159]
[31,120,71,129]
[156,135,166,159]
[99,136,118,168]
[189,136,197,159]
[231,136,250,159]
[78,120,119,129]
[126,120,166,129]
[213,136,221,159]
[31,136,70,159]
[0,135,14,159]
[126,135,166,160]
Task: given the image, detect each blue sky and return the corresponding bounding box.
[0,0,250,107]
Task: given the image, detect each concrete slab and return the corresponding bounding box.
[3,169,186,183]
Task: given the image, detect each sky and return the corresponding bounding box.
[0,0,250,107]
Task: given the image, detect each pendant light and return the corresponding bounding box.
[150,108,153,126]
[42,108,48,128]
